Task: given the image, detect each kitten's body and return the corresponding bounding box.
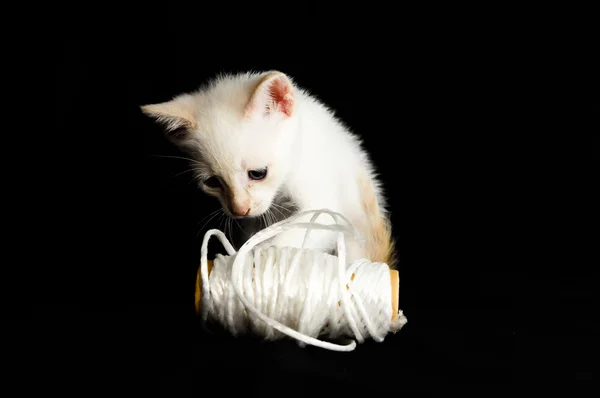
[143,71,396,266]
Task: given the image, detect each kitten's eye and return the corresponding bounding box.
[248,168,268,181]
[203,176,222,189]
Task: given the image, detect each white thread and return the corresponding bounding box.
[199,209,407,352]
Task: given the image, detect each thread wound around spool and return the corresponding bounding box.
[196,209,407,351]
[195,259,400,321]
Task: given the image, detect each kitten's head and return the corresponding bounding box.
[142,71,298,218]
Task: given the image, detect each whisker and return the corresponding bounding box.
[188,172,205,185]
[217,213,227,235]
[175,167,203,178]
[206,213,225,240]
[270,208,278,226]
[260,214,267,229]
[267,209,274,227]
[224,217,231,242]
[197,208,221,226]
[234,218,247,235]
[228,217,235,242]
[272,202,293,212]
[196,209,223,238]
[152,154,202,165]
[269,205,287,220]
[225,215,235,244]
[271,203,294,218]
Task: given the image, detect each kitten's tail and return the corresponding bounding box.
[359,173,397,268]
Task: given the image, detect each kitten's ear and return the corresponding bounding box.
[244,71,295,118]
[140,94,197,139]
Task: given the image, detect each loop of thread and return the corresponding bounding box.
[199,209,407,352]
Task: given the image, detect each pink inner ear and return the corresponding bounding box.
[267,77,294,117]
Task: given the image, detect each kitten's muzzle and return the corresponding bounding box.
[225,189,252,217]
[231,206,251,217]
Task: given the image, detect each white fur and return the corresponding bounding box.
[146,71,389,261]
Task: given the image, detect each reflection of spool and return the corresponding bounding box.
[196,259,400,321]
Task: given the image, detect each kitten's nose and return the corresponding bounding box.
[232,206,251,217]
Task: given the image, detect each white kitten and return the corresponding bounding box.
[142,71,396,267]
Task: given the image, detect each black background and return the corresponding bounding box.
[48,35,595,395]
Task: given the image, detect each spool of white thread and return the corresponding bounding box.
[195,209,407,352]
